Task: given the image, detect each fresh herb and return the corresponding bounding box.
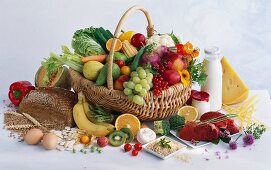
[41,46,83,85]
[245,123,266,139]
[87,105,114,123]
[158,138,172,149]
[188,59,207,86]
[169,31,180,44]
[169,115,185,130]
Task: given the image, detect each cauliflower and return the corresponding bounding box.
[146,34,175,50]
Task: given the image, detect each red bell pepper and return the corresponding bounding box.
[8,81,35,106]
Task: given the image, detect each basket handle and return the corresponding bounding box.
[107,5,154,90]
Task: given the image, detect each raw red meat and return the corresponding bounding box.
[179,122,219,142]
[200,112,239,134]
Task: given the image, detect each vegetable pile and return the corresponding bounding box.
[40,27,206,105]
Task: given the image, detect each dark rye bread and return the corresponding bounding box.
[19,87,77,130]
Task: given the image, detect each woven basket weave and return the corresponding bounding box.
[70,5,191,121]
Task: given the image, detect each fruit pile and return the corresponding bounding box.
[38,27,205,106]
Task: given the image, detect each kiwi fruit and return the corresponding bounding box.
[108,131,126,147]
[120,128,134,143]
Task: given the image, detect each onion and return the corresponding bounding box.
[156,45,169,57]
[141,51,160,66]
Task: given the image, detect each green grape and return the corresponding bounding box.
[132,95,144,105]
[145,84,150,91]
[127,81,135,89]
[138,69,146,79]
[145,69,150,74]
[135,84,143,92]
[123,82,128,88]
[131,71,138,78]
[128,94,134,101]
[132,77,141,84]
[124,88,132,95]
[146,73,153,79]
[136,67,144,73]
[149,82,153,88]
[146,77,152,84]
[140,79,148,87]
[139,88,148,97]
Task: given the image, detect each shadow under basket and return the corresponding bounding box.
[69,69,191,121]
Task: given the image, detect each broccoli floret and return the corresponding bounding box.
[169,115,185,130]
[153,120,170,135]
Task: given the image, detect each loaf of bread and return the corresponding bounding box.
[19,87,77,130]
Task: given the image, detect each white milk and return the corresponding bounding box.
[201,46,222,111]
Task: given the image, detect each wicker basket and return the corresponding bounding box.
[70,5,191,121]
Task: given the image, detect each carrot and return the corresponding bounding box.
[82,55,107,63]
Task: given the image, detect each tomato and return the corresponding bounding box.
[124,143,132,152]
[115,59,125,68]
[134,143,142,151]
[80,135,90,144]
[120,66,131,76]
[132,149,138,156]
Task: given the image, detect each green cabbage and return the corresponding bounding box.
[72,27,105,56]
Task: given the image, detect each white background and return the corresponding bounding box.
[0,0,271,93]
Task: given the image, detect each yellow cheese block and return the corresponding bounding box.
[221,57,249,105]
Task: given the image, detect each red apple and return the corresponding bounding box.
[163,70,181,85]
[163,52,187,71]
[131,33,146,48]
[113,75,130,90]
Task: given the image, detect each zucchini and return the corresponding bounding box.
[93,30,107,51]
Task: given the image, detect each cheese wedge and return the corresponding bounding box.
[221,57,249,104]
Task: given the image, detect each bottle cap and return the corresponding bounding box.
[192,91,210,102]
[204,46,221,60]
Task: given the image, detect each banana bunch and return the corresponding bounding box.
[73,92,115,137]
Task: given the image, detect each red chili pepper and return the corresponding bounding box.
[8,81,35,106]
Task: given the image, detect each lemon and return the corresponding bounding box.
[178,106,198,122]
[83,61,104,81]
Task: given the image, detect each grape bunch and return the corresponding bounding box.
[152,74,169,96]
[123,67,153,105]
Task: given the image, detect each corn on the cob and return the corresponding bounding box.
[122,40,138,58]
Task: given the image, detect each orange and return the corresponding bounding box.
[106,38,122,52]
[178,106,198,122]
[121,66,131,76]
[115,113,141,136]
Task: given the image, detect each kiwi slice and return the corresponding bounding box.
[120,128,134,143]
[108,131,126,147]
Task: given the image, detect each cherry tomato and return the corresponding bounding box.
[134,143,142,151]
[80,135,90,144]
[124,143,132,152]
[120,66,131,76]
[132,149,138,156]
[115,60,125,68]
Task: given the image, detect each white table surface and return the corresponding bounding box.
[0,89,271,170]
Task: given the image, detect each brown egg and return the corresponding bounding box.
[42,133,58,150]
[24,128,44,145]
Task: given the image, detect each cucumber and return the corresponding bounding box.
[96,63,121,86]
[125,57,134,65]
[131,45,150,71]
[106,30,113,38]
[93,30,107,51]
[99,27,111,41]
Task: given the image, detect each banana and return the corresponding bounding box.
[82,97,115,133]
[73,93,110,137]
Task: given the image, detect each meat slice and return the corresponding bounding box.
[179,122,219,142]
[200,112,239,134]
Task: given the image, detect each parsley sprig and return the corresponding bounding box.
[158,138,172,149]
[188,59,207,86]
